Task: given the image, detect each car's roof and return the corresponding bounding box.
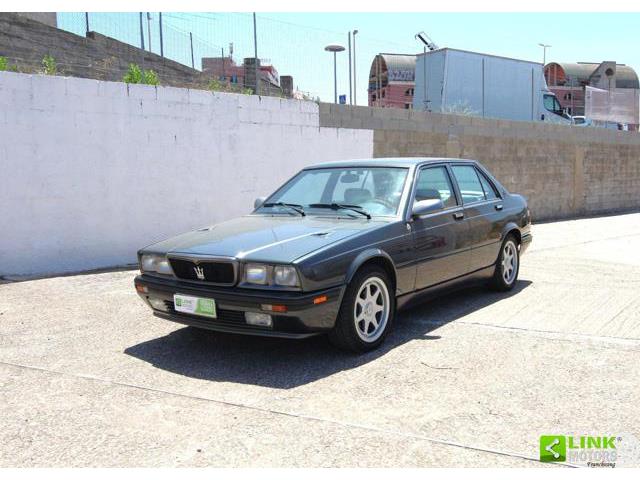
[304,157,478,170]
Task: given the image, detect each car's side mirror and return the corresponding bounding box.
[412,198,445,218]
[254,197,266,209]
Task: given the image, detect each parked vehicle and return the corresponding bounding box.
[135,158,532,352]
[413,48,571,124]
[572,116,627,130]
[571,116,592,127]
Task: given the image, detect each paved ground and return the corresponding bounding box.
[1,213,639,467]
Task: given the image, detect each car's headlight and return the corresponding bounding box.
[245,263,268,285]
[274,265,300,287]
[140,254,173,275]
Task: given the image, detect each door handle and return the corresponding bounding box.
[453,212,464,220]
[495,204,503,211]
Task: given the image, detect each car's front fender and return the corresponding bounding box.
[345,248,397,289]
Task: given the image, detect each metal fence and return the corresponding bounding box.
[56,12,418,103]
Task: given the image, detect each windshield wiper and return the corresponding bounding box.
[308,203,371,219]
[262,202,306,216]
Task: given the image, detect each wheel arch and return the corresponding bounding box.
[345,249,398,295]
[501,222,522,245]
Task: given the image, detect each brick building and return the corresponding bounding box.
[368,53,416,109]
[544,61,639,126]
[202,56,285,96]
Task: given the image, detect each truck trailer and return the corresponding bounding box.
[412,48,570,124]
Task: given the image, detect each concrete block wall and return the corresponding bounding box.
[0,13,207,89]
[0,72,372,276]
[3,70,639,277]
[320,103,640,220]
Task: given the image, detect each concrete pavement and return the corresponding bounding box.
[1,213,639,467]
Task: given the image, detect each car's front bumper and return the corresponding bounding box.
[134,274,344,338]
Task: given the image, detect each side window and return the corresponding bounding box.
[414,166,457,208]
[543,94,562,114]
[476,169,499,200]
[451,165,485,204]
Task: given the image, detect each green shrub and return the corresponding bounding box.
[142,69,159,86]
[41,54,57,75]
[123,64,159,85]
[123,64,142,84]
[0,56,7,71]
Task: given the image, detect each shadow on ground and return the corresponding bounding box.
[125,280,531,389]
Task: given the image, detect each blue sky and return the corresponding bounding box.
[58,12,640,103]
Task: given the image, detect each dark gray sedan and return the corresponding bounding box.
[135,158,532,352]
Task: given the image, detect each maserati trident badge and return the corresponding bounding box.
[194,265,205,280]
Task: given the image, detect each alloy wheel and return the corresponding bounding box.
[501,240,518,285]
[353,276,390,343]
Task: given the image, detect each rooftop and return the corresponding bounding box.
[306,157,478,169]
[545,62,639,89]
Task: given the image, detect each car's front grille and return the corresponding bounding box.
[163,301,271,331]
[168,257,236,285]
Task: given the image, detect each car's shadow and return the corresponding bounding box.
[124,281,532,389]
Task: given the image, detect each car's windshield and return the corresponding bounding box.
[260,167,409,217]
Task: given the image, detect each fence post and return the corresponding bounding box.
[146,13,152,53]
[190,32,195,69]
[159,12,164,58]
[85,12,89,35]
[253,12,259,96]
[139,12,145,50]
[348,32,352,105]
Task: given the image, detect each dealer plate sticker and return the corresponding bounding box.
[174,294,217,318]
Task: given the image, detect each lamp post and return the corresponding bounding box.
[325,44,345,103]
[538,43,551,65]
[352,30,358,105]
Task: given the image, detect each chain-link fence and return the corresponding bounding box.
[56,12,419,103]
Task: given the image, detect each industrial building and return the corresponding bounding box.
[368,53,416,109]
[545,61,639,129]
[202,56,286,96]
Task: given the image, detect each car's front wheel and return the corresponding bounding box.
[328,265,395,353]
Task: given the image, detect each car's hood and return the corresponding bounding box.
[145,215,387,264]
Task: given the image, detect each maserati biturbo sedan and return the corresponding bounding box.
[135,158,531,352]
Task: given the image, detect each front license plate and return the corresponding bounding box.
[173,294,217,318]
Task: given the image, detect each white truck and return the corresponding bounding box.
[412,48,571,124]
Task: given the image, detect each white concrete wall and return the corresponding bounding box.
[0,72,373,276]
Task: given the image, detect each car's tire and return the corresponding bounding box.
[328,265,395,353]
[490,234,520,291]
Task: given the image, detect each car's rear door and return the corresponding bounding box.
[449,163,505,272]
[410,164,471,290]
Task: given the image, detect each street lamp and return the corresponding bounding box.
[538,43,551,65]
[325,44,345,104]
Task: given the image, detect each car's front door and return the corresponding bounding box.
[450,164,505,272]
[410,165,471,290]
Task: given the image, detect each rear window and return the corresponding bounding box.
[477,170,499,200]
